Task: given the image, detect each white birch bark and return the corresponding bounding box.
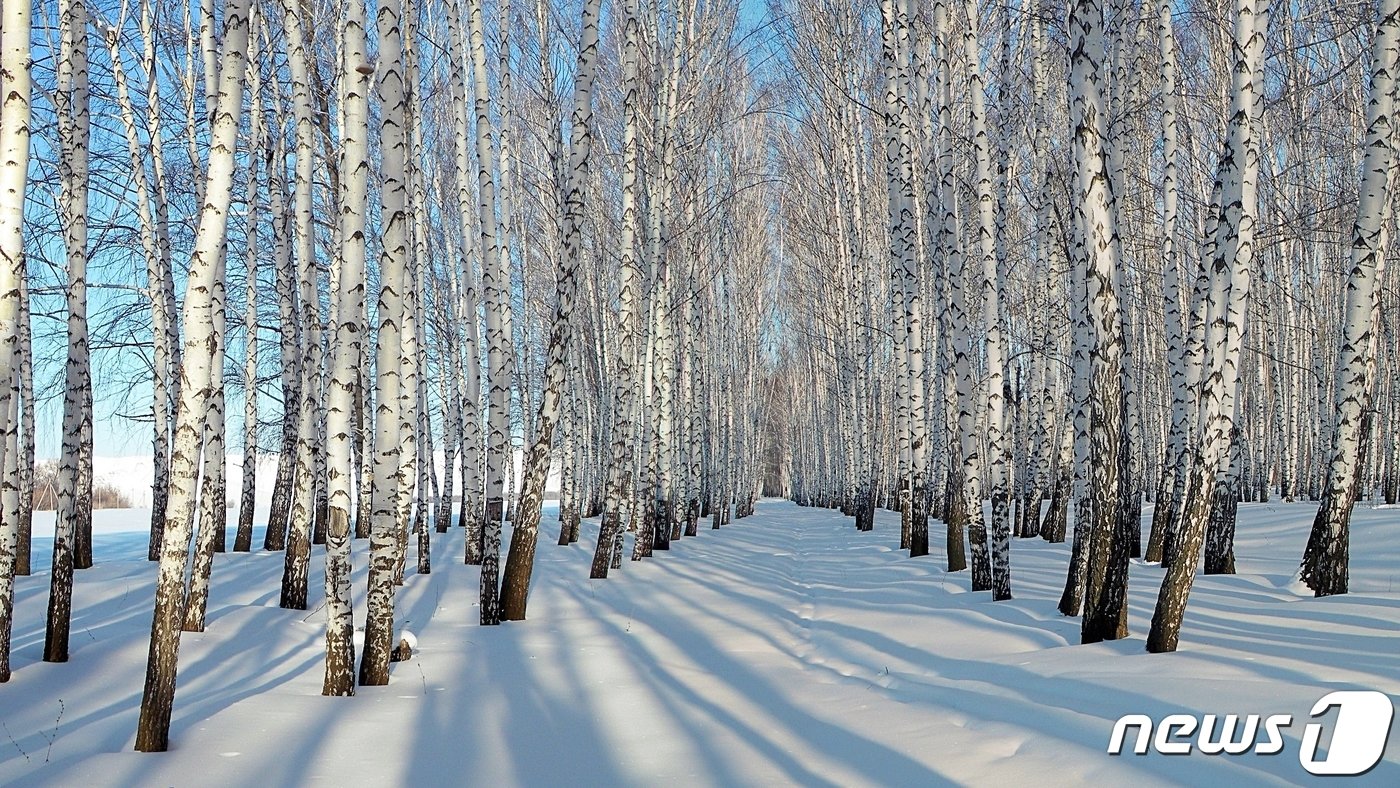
[359,0,410,685]
[183,243,228,631]
[1301,0,1400,597]
[445,0,484,560]
[590,0,644,579]
[280,0,322,610]
[1146,0,1185,563]
[14,271,31,577]
[46,0,92,663]
[1065,0,1130,644]
[266,92,299,553]
[235,40,263,553]
[1148,0,1270,653]
[499,0,604,618]
[467,0,510,623]
[135,0,251,748]
[322,0,372,697]
[962,0,1011,600]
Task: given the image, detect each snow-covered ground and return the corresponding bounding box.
[3,499,1397,786]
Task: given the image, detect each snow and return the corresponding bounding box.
[3,499,1398,785]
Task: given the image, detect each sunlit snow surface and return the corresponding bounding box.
[3,498,1397,786]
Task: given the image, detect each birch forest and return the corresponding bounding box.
[0,0,1398,776]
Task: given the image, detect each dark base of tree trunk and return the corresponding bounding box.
[1041,470,1069,543]
[1300,488,1350,597]
[1122,489,1143,560]
[653,498,672,551]
[969,517,991,592]
[1083,506,1132,643]
[266,450,295,551]
[355,495,373,539]
[590,511,621,578]
[148,491,168,562]
[44,546,73,662]
[1015,493,1039,538]
[1058,497,1091,617]
[1204,480,1239,575]
[235,498,255,553]
[74,498,93,569]
[16,508,31,576]
[480,546,501,626]
[1144,472,1172,563]
[945,484,968,572]
[854,484,875,532]
[556,507,573,545]
[684,498,700,537]
[909,485,929,558]
[280,537,310,610]
[502,510,540,622]
[313,490,329,545]
[899,485,912,550]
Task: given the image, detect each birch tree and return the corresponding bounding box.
[962,0,1011,600]
[135,0,252,749]
[1148,0,1270,654]
[280,0,323,611]
[321,0,373,695]
[360,0,410,686]
[1300,0,1400,598]
[500,0,604,620]
[467,0,511,624]
[590,0,644,579]
[46,0,93,663]
[1066,0,1131,644]
[0,0,34,686]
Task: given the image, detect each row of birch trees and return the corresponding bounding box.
[0,0,777,751]
[0,0,1397,753]
[771,0,1399,651]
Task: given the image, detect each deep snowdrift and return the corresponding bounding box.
[2,500,1397,786]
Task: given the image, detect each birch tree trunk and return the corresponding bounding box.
[1148,0,1269,653]
[1300,0,1400,597]
[500,0,603,620]
[446,0,484,561]
[183,244,228,632]
[266,117,299,553]
[933,0,971,574]
[279,0,323,610]
[359,0,410,686]
[139,0,181,563]
[963,0,1011,600]
[46,0,92,663]
[14,272,31,578]
[590,0,644,579]
[135,0,251,748]
[0,0,30,684]
[1066,0,1130,643]
[467,0,510,623]
[1146,0,1184,563]
[406,25,431,578]
[321,0,372,697]
[235,48,263,553]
